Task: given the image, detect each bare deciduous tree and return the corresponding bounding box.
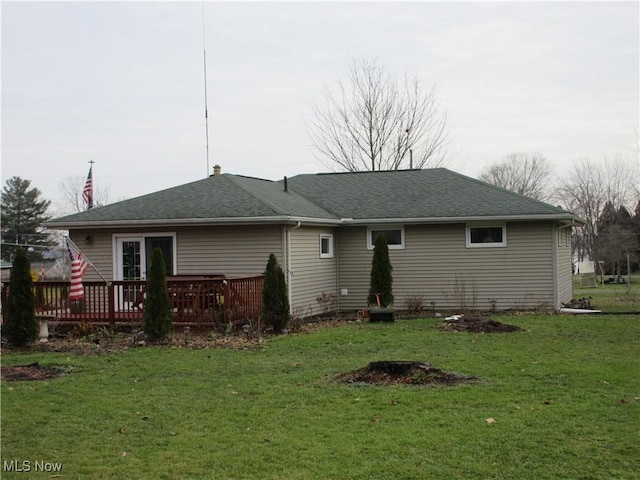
[57,176,111,216]
[479,152,552,201]
[308,58,450,172]
[555,155,639,264]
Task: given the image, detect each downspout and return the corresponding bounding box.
[286,221,302,312]
[554,221,575,310]
[335,229,340,315]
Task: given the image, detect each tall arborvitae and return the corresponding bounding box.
[261,253,290,333]
[368,234,394,307]
[4,248,38,346]
[143,247,172,341]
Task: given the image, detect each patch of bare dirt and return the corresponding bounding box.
[337,360,477,386]
[440,314,522,333]
[1,362,69,382]
[0,332,268,357]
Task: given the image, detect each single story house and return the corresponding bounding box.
[45,167,584,315]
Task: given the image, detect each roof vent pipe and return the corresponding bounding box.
[284,176,288,192]
[212,165,221,176]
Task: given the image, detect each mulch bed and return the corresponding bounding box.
[1,362,70,382]
[440,314,522,333]
[1,333,264,357]
[0,334,266,381]
[337,360,477,386]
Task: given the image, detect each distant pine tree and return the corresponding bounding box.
[143,247,172,341]
[368,234,394,307]
[4,248,38,346]
[262,253,290,333]
[1,176,52,263]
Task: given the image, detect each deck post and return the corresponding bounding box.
[108,282,116,325]
[224,280,231,323]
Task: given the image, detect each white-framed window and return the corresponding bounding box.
[367,226,405,250]
[320,234,334,258]
[466,224,506,248]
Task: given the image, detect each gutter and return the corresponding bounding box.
[45,213,586,231]
[341,214,586,226]
[44,215,341,230]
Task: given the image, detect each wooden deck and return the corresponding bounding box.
[2,275,264,328]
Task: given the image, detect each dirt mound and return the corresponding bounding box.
[337,360,476,386]
[1,362,69,382]
[441,315,522,333]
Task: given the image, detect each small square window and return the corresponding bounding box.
[367,227,405,250]
[320,234,334,258]
[466,225,506,248]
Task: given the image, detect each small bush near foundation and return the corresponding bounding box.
[262,253,290,333]
[4,249,38,347]
[404,294,425,313]
[144,247,172,341]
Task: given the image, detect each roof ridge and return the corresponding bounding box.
[224,174,289,216]
[294,168,437,178]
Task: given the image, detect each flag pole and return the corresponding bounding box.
[66,236,109,284]
[83,160,95,211]
[202,1,210,177]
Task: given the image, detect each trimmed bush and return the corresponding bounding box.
[143,247,172,341]
[262,253,290,333]
[368,234,394,307]
[4,249,38,346]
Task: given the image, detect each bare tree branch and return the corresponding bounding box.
[479,152,553,201]
[308,58,450,171]
[57,176,111,216]
[554,156,638,264]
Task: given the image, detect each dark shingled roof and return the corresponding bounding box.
[47,169,579,228]
[48,174,338,226]
[283,169,572,220]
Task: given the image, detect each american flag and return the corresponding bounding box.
[82,165,93,210]
[67,239,89,300]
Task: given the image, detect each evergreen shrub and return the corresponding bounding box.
[4,249,38,346]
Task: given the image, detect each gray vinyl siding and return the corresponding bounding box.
[288,226,338,317]
[177,225,282,276]
[337,222,559,312]
[556,226,574,306]
[70,230,115,281]
[71,220,571,313]
[72,225,283,281]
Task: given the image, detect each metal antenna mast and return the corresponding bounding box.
[202,1,210,177]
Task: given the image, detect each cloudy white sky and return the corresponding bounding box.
[2,1,638,214]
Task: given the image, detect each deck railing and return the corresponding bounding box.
[1,275,264,328]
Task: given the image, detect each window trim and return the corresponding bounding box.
[319,234,334,258]
[558,227,570,247]
[466,224,507,248]
[367,226,405,250]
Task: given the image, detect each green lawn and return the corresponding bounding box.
[2,313,639,479]
[572,274,640,312]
